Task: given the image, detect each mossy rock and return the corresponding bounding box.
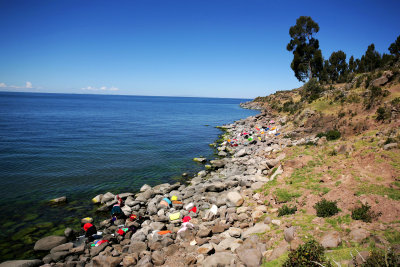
[51,228,65,236]
[11,227,37,241]
[2,221,15,228]
[23,213,39,222]
[35,222,54,228]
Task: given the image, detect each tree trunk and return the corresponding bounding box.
[308,61,312,80]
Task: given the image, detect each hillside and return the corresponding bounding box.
[244,65,400,265]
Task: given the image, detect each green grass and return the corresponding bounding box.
[356,184,400,200]
[274,188,302,203]
[325,246,363,263]
[384,229,400,244]
[326,215,352,231]
[262,252,288,267]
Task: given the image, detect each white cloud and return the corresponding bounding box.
[0,81,34,89]
[81,86,119,91]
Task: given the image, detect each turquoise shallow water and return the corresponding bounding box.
[0,92,258,260]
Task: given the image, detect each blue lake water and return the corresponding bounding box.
[0,92,257,260]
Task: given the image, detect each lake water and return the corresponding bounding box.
[0,92,258,260]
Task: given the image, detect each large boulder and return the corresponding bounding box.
[227,191,244,207]
[92,254,122,267]
[242,223,270,239]
[371,70,393,87]
[0,260,42,267]
[33,236,67,251]
[205,182,226,192]
[236,247,262,267]
[320,231,341,248]
[210,159,225,168]
[202,252,238,267]
[350,228,370,243]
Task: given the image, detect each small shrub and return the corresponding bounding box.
[351,203,381,223]
[278,205,297,217]
[376,106,391,122]
[338,112,346,118]
[325,129,341,140]
[317,129,341,141]
[385,137,395,145]
[302,78,323,103]
[314,199,339,217]
[282,239,332,267]
[353,247,400,266]
[391,97,400,105]
[328,150,337,156]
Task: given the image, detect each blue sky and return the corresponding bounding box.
[0,0,399,98]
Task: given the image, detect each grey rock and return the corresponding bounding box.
[122,253,138,266]
[128,241,148,254]
[201,252,237,267]
[284,227,295,243]
[49,251,70,262]
[64,228,75,239]
[235,149,247,157]
[205,182,226,192]
[197,228,212,238]
[384,143,398,150]
[250,182,264,190]
[50,196,67,204]
[92,254,122,267]
[321,231,341,248]
[151,250,165,266]
[242,223,270,239]
[236,247,262,267]
[350,228,370,243]
[101,192,115,203]
[140,184,152,192]
[34,235,67,251]
[197,243,215,255]
[90,242,108,257]
[137,255,153,266]
[149,222,165,231]
[210,159,225,168]
[50,242,73,254]
[227,191,243,207]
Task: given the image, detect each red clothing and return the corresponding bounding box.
[83,223,93,232]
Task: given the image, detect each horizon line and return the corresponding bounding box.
[0,90,256,100]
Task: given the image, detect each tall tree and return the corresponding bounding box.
[362,44,381,72]
[348,55,355,73]
[287,16,323,82]
[319,60,330,83]
[389,35,400,60]
[329,50,348,82]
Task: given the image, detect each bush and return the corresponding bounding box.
[376,106,391,122]
[316,129,341,141]
[314,199,339,217]
[353,247,400,266]
[282,239,332,267]
[278,205,297,217]
[351,203,381,223]
[302,78,323,103]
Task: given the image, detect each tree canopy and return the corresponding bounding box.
[287,16,322,82]
[389,35,400,59]
[328,50,348,82]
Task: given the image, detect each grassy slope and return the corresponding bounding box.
[252,68,400,265]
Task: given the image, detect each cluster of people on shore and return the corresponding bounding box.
[227,120,280,147]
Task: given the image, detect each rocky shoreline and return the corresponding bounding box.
[1,109,323,267]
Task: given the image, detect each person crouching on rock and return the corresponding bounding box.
[110,203,125,221]
[83,222,97,242]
